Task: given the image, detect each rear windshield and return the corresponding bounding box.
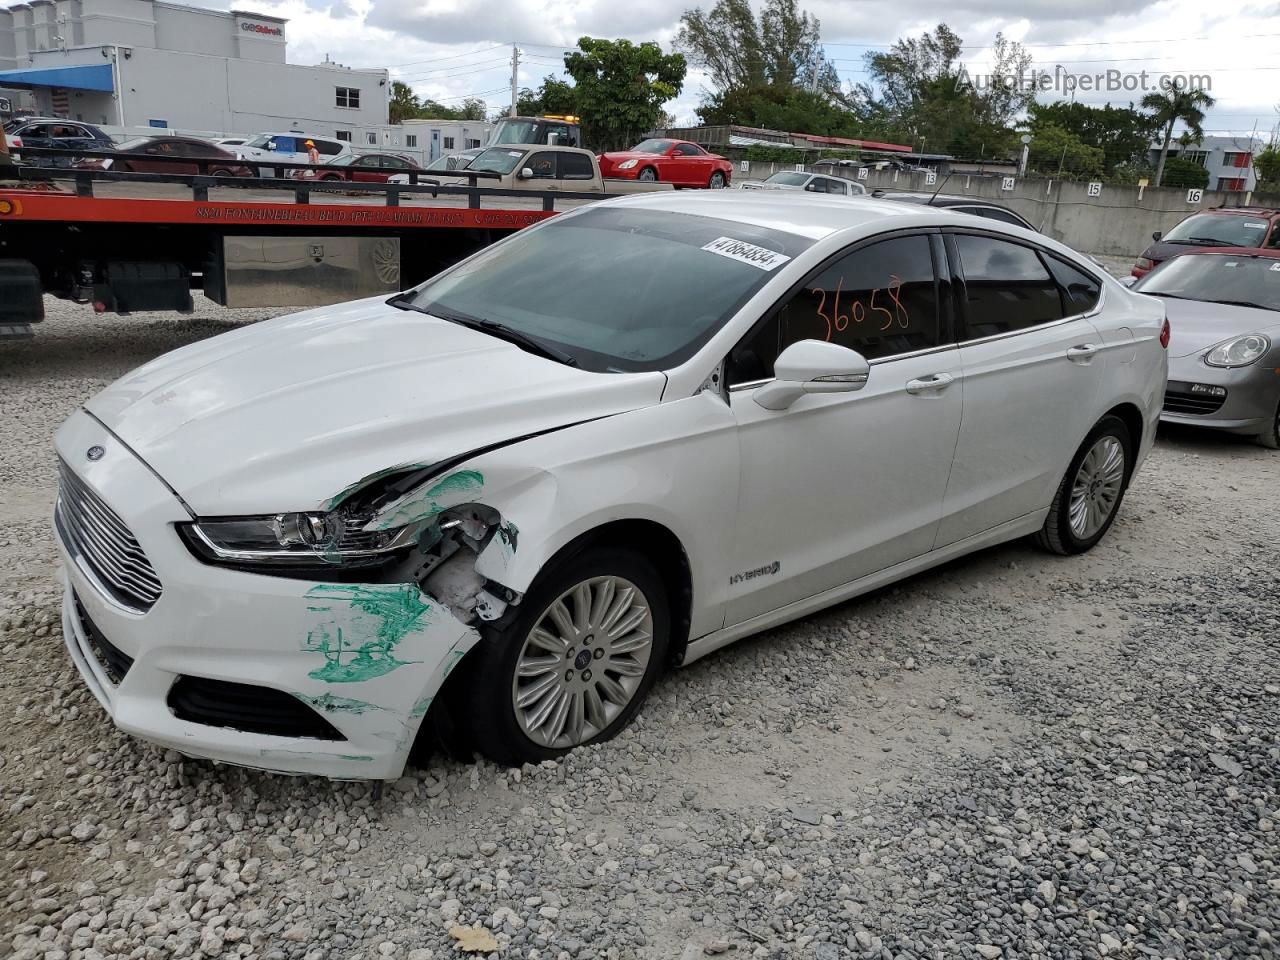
[1163,213,1271,247]
[765,172,809,186]
[399,206,813,372]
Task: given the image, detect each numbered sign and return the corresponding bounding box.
[795,163,805,172]
[1087,182,1102,197]
[857,167,868,180]
[924,169,937,185]
[739,159,749,173]
[1186,189,1203,204]
[1001,176,1015,191]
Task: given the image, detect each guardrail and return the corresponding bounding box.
[3,147,610,212]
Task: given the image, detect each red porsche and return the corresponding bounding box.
[598,138,733,188]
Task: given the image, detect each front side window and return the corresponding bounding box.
[336,87,360,109]
[525,151,557,178]
[954,234,1064,338]
[398,206,812,373]
[674,143,702,156]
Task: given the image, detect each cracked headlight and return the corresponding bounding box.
[179,511,428,570]
[1204,334,1270,368]
[616,159,639,170]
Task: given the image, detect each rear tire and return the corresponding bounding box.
[461,547,669,765]
[1035,415,1133,555]
[638,167,658,182]
[1256,400,1280,449]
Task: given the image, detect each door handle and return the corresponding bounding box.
[905,373,955,395]
[1066,343,1099,362]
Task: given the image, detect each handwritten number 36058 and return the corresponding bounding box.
[813,275,908,341]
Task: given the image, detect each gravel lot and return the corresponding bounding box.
[2,289,1277,960]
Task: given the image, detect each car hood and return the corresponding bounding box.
[1159,297,1280,358]
[85,297,667,515]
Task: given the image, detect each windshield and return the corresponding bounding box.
[631,139,673,154]
[490,120,540,145]
[1137,254,1280,311]
[243,135,273,149]
[764,172,809,186]
[1163,213,1271,247]
[468,147,528,175]
[398,206,812,372]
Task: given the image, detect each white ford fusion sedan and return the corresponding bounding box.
[54,192,1168,778]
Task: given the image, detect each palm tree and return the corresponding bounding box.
[1141,86,1216,187]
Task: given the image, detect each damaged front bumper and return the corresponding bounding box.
[54,409,479,780]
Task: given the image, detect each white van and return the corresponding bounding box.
[235,132,351,177]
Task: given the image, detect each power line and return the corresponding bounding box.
[393,59,513,83]
[383,43,510,70]
[820,32,1280,51]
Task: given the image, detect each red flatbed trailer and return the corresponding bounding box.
[0,149,601,338]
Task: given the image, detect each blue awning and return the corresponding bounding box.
[0,64,114,92]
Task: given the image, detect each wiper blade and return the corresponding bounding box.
[386,292,427,312]
[1215,299,1275,311]
[435,312,578,367]
[1167,237,1233,246]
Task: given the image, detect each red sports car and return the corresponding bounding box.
[598,138,733,188]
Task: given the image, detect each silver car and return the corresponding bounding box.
[1133,249,1280,448]
[739,170,868,196]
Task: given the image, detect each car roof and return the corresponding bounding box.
[1168,246,1280,259]
[602,190,1014,241]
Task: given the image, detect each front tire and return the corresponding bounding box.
[462,547,669,765]
[1035,415,1132,555]
[1256,399,1280,449]
[709,171,726,189]
[638,167,658,182]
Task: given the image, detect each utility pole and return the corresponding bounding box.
[810,50,821,93]
[509,45,521,118]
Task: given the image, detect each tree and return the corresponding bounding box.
[1141,86,1216,186]
[1160,155,1210,189]
[1026,124,1105,180]
[516,76,578,117]
[563,37,686,152]
[676,0,843,128]
[1028,101,1160,173]
[389,80,421,124]
[1255,145,1280,189]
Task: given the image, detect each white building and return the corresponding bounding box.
[0,0,389,139]
[1149,134,1263,193]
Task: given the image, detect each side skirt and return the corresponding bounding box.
[681,509,1047,666]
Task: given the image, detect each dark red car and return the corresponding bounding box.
[310,153,423,182]
[75,136,250,176]
[598,138,733,188]
[1132,207,1280,278]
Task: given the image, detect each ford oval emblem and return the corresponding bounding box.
[86,445,105,462]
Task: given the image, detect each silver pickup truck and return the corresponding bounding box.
[391,144,672,195]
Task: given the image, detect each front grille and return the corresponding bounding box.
[1163,383,1227,416]
[74,595,134,684]
[56,459,163,612]
[168,676,346,741]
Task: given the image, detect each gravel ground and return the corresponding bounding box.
[2,288,1277,960]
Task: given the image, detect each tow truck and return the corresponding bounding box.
[0,138,615,339]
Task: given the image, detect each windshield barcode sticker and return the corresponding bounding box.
[701,237,791,271]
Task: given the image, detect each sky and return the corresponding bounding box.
[243,0,1279,141]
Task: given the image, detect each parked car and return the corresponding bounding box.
[300,153,423,182]
[54,193,1166,779]
[74,136,251,177]
[598,138,734,188]
[216,137,247,148]
[878,192,1036,230]
[739,170,868,197]
[234,132,351,177]
[1130,248,1280,447]
[1132,207,1280,278]
[423,148,483,173]
[4,117,114,166]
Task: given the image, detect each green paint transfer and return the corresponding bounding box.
[408,694,434,718]
[303,583,432,683]
[497,519,519,555]
[323,462,430,512]
[441,645,467,679]
[293,692,385,715]
[370,469,484,531]
[339,755,375,762]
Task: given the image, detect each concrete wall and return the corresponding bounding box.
[738,160,1280,257]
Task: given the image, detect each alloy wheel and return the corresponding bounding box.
[512,575,654,749]
[1068,435,1125,539]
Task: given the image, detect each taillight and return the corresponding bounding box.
[1159,316,1171,349]
[9,136,21,148]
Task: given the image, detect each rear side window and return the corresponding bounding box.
[1045,257,1102,314]
[559,152,594,180]
[954,234,1063,338]
[315,139,344,157]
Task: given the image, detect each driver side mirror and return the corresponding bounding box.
[804,182,818,191]
[753,340,870,411]
[1152,231,1162,241]
[518,167,533,180]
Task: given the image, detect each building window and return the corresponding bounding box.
[336,87,360,109]
[335,130,352,142]
[1222,152,1251,169]
[443,136,455,149]
[406,135,417,147]
[1217,177,1246,192]
[366,132,377,145]
[465,138,481,149]
[1180,150,1209,166]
